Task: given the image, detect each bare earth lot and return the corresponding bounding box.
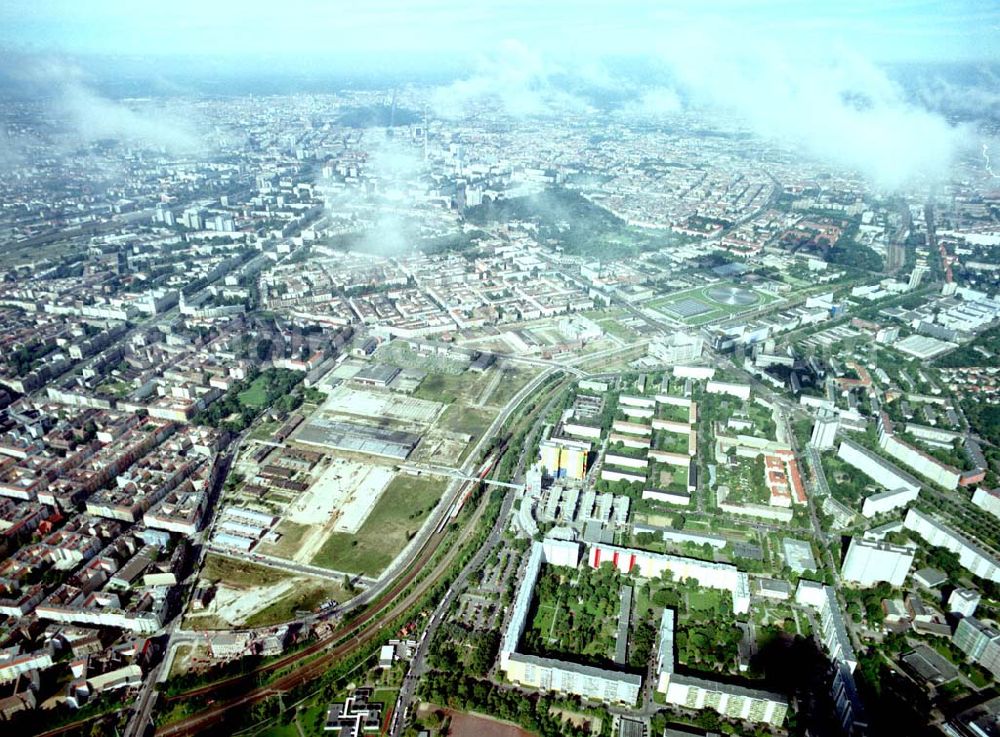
[414,705,535,737]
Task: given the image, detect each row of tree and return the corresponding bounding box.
[419,671,597,737]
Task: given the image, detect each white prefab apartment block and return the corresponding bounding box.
[973,488,1000,520]
[503,654,642,704]
[673,365,715,381]
[904,508,1000,583]
[795,582,857,673]
[949,588,981,618]
[877,413,961,490]
[837,439,921,495]
[811,410,839,450]
[705,381,752,401]
[501,539,767,717]
[954,617,1000,679]
[542,538,581,568]
[587,543,750,614]
[861,486,919,518]
[841,537,915,587]
[663,676,788,726]
[656,607,787,726]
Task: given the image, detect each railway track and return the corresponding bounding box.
[155,489,491,736]
[154,368,566,735]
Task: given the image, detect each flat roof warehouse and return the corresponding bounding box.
[296,417,419,460]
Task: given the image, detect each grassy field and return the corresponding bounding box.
[97,380,132,397]
[297,695,330,735]
[250,690,334,737]
[597,318,639,341]
[168,644,193,679]
[822,453,870,505]
[653,429,690,455]
[238,374,272,408]
[686,589,725,614]
[498,367,539,402]
[414,370,486,405]
[254,721,300,737]
[371,687,400,710]
[199,554,290,588]
[248,419,282,441]
[653,464,688,491]
[438,404,495,437]
[156,700,200,728]
[184,614,231,631]
[581,308,641,342]
[656,403,690,423]
[257,520,310,560]
[244,579,346,627]
[311,473,445,576]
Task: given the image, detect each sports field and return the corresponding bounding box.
[646,282,779,326]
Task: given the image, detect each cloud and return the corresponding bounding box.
[619,87,683,118]
[356,137,429,254]
[0,132,23,172]
[430,33,975,187]
[365,135,426,185]
[57,84,201,153]
[319,134,432,255]
[650,27,972,188]
[6,54,202,154]
[910,69,1000,120]
[431,40,594,119]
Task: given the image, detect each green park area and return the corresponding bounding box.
[195,367,305,432]
[311,473,444,576]
[697,390,739,427]
[522,563,623,668]
[656,402,690,423]
[715,455,769,505]
[821,453,871,506]
[653,428,690,455]
[745,401,778,440]
[651,463,689,493]
[237,374,274,407]
[636,577,742,674]
[464,186,681,258]
[936,324,1000,368]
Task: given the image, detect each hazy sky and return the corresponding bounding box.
[2,1,997,190]
[1,0,998,63]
